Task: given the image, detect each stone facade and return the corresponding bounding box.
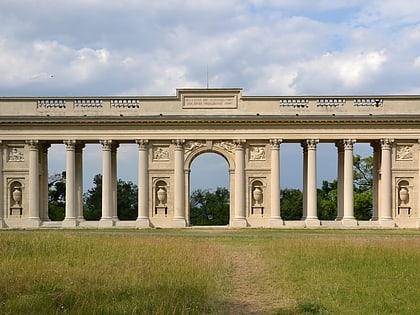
[0,88,420,228]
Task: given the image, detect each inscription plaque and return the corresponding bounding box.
[183,96,237,109]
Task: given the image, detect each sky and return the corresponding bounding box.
[1,0,420,191]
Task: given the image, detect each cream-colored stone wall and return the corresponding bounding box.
[1,88,420,228]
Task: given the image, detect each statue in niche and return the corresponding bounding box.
[8,148,24,162]
[250,146,265,160]
[396,145,413,160]
[153,147,169,160]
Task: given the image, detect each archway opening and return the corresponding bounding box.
[189,152,229,226]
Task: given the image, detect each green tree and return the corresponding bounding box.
[48,171,66,221]
[353,155,373,219]
[317,180,337,220]
[83,174,138,221]
[280,188,303,220]
[190,187,229,225]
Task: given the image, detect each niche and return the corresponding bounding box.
[154,180,168,216]
[397,179,412,217]
[251,180,264,216]
[9,181,24,217]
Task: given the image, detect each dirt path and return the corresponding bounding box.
[225,245,290,315]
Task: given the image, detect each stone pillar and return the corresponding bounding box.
[63,140,77,227]
[342,139,357,226]
[111,143,119,222]
[26,140,41,227]
[172,139,186,227]
[232,139,247,227]
[301,143,308,220]
[100,140,113,227]
[75,143,85,222]
[136,140,150,228]
[270,139,283,227]
[379,138,395,227]
[371,141,380,221]
[335,141,344,220]
[304,139,320,226]
[0,141,4,228]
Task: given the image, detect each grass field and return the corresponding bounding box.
[1,229,420,314]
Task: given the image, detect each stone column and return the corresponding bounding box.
[63,140,77,227]
[136,140,150,227]
[111,143,119,222]
[379,138,395,227]
[335,141,344,220]
[75,143,85,222]
[172,139,186,227]
[232,139,247,227]
[26,140,41,227]
[100,140,113,226]
[0,141,4,228]
[371,141,380,221]
[304,139,320,226]
[301,142,308,220]
[342,139,357,226]
[270,139,283,227]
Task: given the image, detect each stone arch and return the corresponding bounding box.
[186,145,232,226]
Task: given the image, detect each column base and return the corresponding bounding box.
[269,218,284,228]
[25,217,41,228]
[341,218,358,227]
[379,218,395,228]
[62,218,78,228]
[172,218,186,228]
[0,219,5,228]
[305,218,320,227]
[231,218,247,228]
[99,218,114,228]
[136,218,151,228]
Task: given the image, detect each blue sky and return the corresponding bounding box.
[1,0,419,191]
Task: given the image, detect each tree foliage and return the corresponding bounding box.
[280,189,303,220]
[190,187,229,225]
[48,171,66,221]
[83,174,138,220]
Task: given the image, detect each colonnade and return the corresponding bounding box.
[15,137,411,227]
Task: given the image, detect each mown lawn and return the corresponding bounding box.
[1,229,420,314]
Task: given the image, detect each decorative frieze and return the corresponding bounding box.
[250,146,266,160]
[396,145,413,160]
[111,99,140,109]
[279,99,309,109]
[353,98,383,107]
[184,141,204,153]
[153,146,169,160]
[37,99,66,109]
[214,141,236,153]
[8,147,24,162]
[316,99,346,108]
[74,99,103,109]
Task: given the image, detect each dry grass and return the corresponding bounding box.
[1,229,420,314]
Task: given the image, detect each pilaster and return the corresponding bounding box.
[0,141,4,228]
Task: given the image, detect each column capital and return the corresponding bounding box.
[342,139,356,150]
[303,139,319,150]
[100,140,113,151]
[269,138,282,149]
[380,138,394,149]
[233,139,246,149]
[26,140,39,150]
[63,140,76,150]
[136,139,149,149]
[172,139,185,149]
[75,142,85,151]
